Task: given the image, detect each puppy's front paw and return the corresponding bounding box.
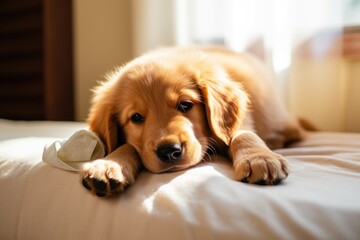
[233,149,289,185]
[81,160,134,197]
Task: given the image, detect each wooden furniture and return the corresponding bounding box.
[0,0,73,120]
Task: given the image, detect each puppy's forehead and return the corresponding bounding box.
[121,63,199,102]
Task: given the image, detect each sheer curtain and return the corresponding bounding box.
[131,0,360,132]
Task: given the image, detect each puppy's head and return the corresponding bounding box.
[88,52,248,173]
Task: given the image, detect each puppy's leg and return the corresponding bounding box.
[230,130,289,185]
[81,144,142,197]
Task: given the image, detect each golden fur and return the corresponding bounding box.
[81,46,305,197]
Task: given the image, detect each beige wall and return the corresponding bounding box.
[344,60,360,132]
[73,0,133,121]
[289,58,360,132]
[131,0,177,56]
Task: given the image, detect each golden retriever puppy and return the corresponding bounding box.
[81,46,305,197]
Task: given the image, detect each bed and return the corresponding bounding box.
[0,118,360,240]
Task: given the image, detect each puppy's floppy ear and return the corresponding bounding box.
[87,81,122,154]
[194,68,249,145]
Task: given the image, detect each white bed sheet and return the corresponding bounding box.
[0,119,360,240]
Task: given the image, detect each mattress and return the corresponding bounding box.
[0,119,360,240]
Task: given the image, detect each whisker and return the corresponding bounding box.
[202,151,212,163]
[199,137,219,164]
[207,138,219,154]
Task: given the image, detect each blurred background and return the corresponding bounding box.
[0,0,359,132]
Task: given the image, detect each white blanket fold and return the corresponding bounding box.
[42,130,105,171]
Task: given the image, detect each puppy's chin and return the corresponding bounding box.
[157,163,200,173]
[142,159,201,173]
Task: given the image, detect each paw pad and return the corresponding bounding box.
[80,160,131,197]
[82,176,128,197]
[93,179,107,192]
[235,151,289,185]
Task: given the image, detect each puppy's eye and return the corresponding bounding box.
[130,113,144,123]
[177,101,193,113]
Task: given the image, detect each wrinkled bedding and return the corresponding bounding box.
[0,119,360,240]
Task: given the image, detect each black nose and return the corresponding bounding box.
[156,142,183,163]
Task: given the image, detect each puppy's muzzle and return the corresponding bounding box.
[156,142,183,163]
